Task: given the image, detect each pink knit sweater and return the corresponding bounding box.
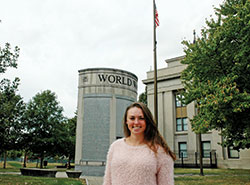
[103,138,174,185]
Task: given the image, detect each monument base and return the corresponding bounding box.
[75,164,105,176]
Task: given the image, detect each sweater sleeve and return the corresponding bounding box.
[156,148,174,185]
[102,143,114,185]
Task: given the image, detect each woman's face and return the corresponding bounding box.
[126,107,146,136]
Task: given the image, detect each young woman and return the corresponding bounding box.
[103,102,176,185]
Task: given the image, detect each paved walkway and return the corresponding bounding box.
[56,172,103,185]
[83,176,103,185]
[55,171,68,178]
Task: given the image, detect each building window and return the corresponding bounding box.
[176,118,188,131]
[202,141,211,158]
[175,94,185,107]
[228,147,239,159]
[175,92,188,132]
[179,142,188,158]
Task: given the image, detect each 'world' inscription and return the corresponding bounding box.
[98,74,137,89]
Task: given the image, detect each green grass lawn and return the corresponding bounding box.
[0,174,86,185]
[174,168,250,185]
[0,161,86,185]
[175,175,250,185]
[0,161,250,185]
[175,167,250,175]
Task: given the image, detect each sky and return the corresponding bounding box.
[0,0,223,118]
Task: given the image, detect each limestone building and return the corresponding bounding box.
[143,56,250,169]
[75,68,138,176]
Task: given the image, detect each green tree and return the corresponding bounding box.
[0,43,23,168]
[181,0,250,150]
[138,87,147,105]
[0,43,19,74]
[0,79,25,168]
[23,90,65,168]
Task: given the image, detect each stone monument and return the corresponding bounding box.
[75,68,138,176]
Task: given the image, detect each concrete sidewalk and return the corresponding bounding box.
[83,176,103,185]
[55,171,68,178]
[56,172,103,185]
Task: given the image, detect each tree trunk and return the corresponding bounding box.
[36,158,39,168]
[40,157,44,169]
[67,156,71,169]
[23,151,27,167]
[3,151,7,169]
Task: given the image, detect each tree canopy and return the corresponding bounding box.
[0,79,25,153]
[181,0,250,150]
[0,42,23,168]
[0,43,77,167]
[0,43,19,74]
[138,87,147,105]
[23,90,65,168]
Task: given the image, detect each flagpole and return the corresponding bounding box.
[153,0,158,127]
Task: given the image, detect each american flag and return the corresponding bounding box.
[155,4,159,27]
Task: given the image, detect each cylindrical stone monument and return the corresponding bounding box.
[75,68,138,176]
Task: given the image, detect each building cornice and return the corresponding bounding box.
[165,55,185,64]
[143,72,181,85]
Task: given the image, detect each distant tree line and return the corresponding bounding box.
[0,43,76,169]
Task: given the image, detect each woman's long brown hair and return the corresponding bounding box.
[123,102,176,160]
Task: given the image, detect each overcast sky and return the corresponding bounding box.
[0,0,223,118]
